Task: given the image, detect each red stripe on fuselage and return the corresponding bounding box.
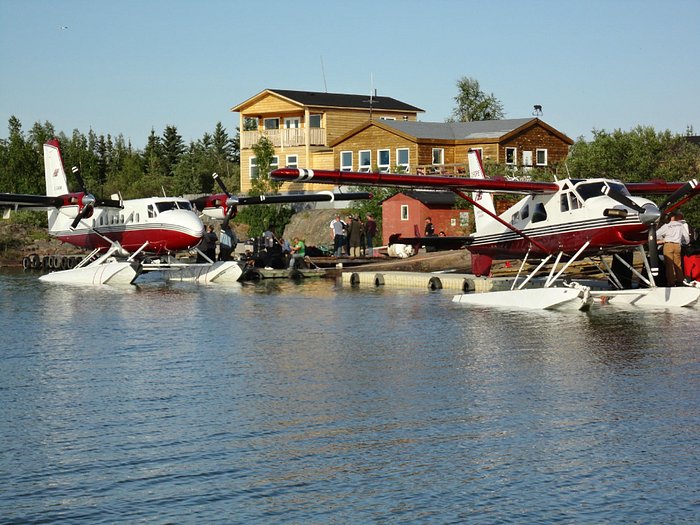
[469,223,649,257]
[55,228,201,253]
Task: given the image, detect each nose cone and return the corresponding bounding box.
[639,203,661,225]
[163,209,205,249]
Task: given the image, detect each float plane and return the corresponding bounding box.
[1,140,369,285]
[271,151,700,310]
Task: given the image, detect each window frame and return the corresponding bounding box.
[340,151,353,171]
[505,147,517,165]
[285,154,298,168]
[377,149,390,172]
[396,148,409,171]
[359,150,372,172]
[309,114,322,128]
[263,118,280,130]
[401,204,409,221]
[432,148,444,166]
[536,148,548,166]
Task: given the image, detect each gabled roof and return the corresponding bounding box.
[231,89,424,113]
[331,118,574,146]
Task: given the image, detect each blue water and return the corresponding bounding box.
[1,269,699,523]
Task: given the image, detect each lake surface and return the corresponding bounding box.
[1,268,699,523]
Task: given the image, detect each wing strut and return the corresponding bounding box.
[452,189,551,254]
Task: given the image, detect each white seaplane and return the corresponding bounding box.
[1,139,244,285]
[271,151,700,310]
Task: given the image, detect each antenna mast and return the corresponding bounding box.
[320,56,328,92]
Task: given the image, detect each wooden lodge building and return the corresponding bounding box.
[231,89,424,193]
[232,88,574,193]
[231,88,574,238]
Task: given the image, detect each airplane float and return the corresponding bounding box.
[0,140,369,285]
[271,150,700,310]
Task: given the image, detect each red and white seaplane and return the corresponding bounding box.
[0,139,246,284]
[1,139,370,285]
[271,150,700,310]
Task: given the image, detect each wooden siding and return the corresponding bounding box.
[498,126,570,165]
[332,125,418,170]
[243,95,300,116]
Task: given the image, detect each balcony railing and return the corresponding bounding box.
[241,128,327,149]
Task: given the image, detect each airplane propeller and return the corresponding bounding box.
[212,172,238,223]
[601,185,660,225]
[603,179,698,278]
[68,166,122,230]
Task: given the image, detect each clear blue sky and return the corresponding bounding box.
[1,0,698,149]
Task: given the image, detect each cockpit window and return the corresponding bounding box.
[575,182,606,200]
[156,201,192,213]
[576,181,630,201]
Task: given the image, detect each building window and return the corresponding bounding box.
[505,147,517,165]
[401,205,409,221]
[250,156,278,178]
[396,148,409,172]
[286,155,298,168]
[379,116,396,121]
[263,118,279,130]
[284,117,300,129]
[378,149,390,172]
[536,149,548,166]
[340,151,353,171]
[432,148,444,165]
[359,150,371,172]
[309,114,322,128]
[243,117,258,131]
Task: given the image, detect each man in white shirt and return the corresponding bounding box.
[657,212,690,286]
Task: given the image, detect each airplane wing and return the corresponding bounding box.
[390,234,474,250]
[625,181,697,194]
[270,168,560,194]
[234,191,371,205]
[0,193,63,209]
[192,190,371,220]
[0,193,122,210]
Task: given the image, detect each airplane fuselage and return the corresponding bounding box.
[49,196,205,253]
[469,178,653,258]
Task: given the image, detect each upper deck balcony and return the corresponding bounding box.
[240,128,327,149]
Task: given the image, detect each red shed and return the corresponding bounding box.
[381,191,471,244]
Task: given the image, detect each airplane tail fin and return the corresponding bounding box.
[43,139,69,197]
[467,149,497,232]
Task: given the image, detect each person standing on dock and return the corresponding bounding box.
[330,214,347,257]
[657,211,690,286]
[218,222,236,261]
[347,215,364,257]
[364,213,376,257]
[424,217,436,237]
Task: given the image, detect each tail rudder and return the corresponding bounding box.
[467,149,496,232]
[44,139,69,197]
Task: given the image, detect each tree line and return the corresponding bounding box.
[2,76,700,236]
[0,116,241,202]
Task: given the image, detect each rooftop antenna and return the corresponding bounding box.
[369,73,374,120]
[320,55,328,92]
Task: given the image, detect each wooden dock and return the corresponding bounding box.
[240,266,327,281]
